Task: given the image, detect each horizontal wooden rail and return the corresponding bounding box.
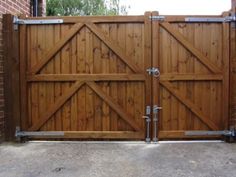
[27,74,146,82]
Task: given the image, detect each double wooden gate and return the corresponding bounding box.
[8,12,230,140]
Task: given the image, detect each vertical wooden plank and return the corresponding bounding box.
[44,25,55,131]
[185,24,195,130]
[85,27,94,131]
[37,25,47,131]
[100,24,110,131]
[3,14,20,140]
[210,23,221,129]
[61,24,71,131]
[92,28,102,131]
[77,27,86,131]
[222,12,230,130]
[201,24,211,130]
[70,27,78,131]
[144,12,152,136]
[160,24,171,131]
[170,24,179,130]
[27,26,32,129]
[117,23,127,131]
[54,24,62,131]
[19,18,28,131]
[193,23,204,130]
[125,23,135,131]
[176,24,188,131]
[133,23,144,129]
[29,25,39,131]
[109,24,118,131]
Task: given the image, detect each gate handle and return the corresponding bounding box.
[153,68,160,78]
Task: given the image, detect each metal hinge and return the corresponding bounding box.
[15,126,64,138]
[149,15,165,21]
[146,67,160,77]
[185,14,236,23]
[13,16,63,25]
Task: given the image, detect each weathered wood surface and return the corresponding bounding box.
[14,12,231,140]
[157,13,230,139]
[20,16,150,139]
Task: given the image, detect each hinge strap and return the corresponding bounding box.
[185,15,236,23]
[13,16,64,25]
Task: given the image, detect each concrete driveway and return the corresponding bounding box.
[0,141,236,177]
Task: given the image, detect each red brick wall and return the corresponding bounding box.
[0,0,31,141]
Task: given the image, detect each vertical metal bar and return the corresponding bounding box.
[145,106,151,143]
[153,105,162,142]
[153,105,158,142]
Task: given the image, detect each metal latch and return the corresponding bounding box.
[15,126,64,138]
[146,67,160,77]
[149,16,165,21]
[185,14,236,23]
[13,16,64,25]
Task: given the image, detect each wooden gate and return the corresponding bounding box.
[4,12,231,140]
[152,12,230,139]
[18,13,152,139]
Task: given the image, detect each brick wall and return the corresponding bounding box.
[0,0,31,141]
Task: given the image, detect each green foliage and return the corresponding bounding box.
[46,0,129,16]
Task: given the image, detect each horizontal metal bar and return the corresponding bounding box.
[185,130,232,136]
[185,16,236,23]
[13,17,63,25]
[185,17,225,22]
[16,131,65,137]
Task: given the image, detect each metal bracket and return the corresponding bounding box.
[185,14,236,23]
[149,16,165,21]
[15,126,64,138]
[13,16,64,25]
[146,67,160,77]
